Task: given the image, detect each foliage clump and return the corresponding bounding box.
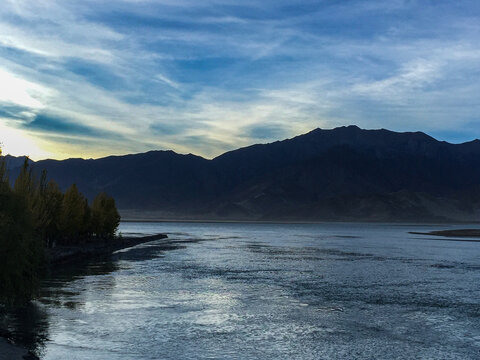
[0,157,41,303]
[91,192,121,239]
[0,149,121,303]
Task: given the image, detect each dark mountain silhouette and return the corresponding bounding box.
[6,126,480,222]
[4,154,32,170]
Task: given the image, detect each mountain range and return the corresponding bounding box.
[5,125,480,222]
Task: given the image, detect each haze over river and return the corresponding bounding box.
[4,222,480,359]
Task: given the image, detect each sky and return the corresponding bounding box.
[0,0,480,160]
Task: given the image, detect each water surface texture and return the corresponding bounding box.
[8,223,480,359]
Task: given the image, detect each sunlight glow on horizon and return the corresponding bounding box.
[0,121,52,160]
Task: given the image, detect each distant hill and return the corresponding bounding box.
[4,154,32,170]
[7,126,480,222]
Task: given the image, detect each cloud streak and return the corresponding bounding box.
[0,0,480,159]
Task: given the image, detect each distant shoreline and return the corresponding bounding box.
[120,218,479,225]
[410,229,480,239]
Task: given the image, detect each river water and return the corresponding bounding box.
[3,222,480,359]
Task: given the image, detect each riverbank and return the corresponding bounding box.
[47,233,168,265]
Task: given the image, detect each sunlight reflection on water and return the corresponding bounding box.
[6,222,480,359]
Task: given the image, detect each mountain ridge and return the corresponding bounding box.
[4,126,480,222]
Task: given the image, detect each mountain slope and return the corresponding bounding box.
[8,126,480,222]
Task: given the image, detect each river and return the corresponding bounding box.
[3,222,480,359]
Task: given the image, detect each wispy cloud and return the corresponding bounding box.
[0,0,480,159]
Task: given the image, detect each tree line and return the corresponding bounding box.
[0,150,120,303]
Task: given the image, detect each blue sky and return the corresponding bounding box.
[0,0,480,159]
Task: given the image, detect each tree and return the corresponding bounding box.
[59,184,88,243]
[91,192,120,239]
[0,146,122,303]
[0,149,42,303]
[31,170,49,242]
[13,157,35,198]
[81,197,92,238]
[0,147,7,187]
[0,147,122,304]
[0,189,42,303]
[38,179,64,248]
